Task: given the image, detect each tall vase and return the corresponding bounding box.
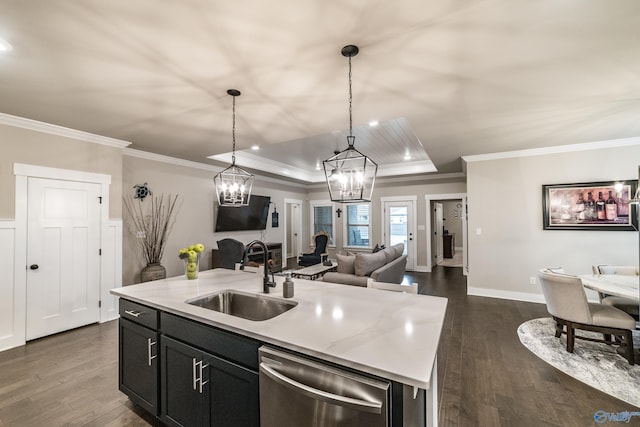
[141,262,166,282]
[184,253,200,280]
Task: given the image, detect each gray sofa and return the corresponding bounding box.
[322,243,407,287]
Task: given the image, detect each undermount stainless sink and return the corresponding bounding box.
[186,290,298,321]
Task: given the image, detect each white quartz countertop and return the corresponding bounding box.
[110,268,448,389]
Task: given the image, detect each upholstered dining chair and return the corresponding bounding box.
[591,264,639,319]
[216,238,245,270]
[298,231,329,267]
[537,268,635,365]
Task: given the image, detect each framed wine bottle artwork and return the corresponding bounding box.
[542,180,638,230]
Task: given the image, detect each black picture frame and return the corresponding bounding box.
[542,180,637,230]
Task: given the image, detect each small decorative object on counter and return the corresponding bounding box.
[179,243,205,279]
[283,273,294,298]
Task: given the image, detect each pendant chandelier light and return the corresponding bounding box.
[323,44,378,203]
[213,89,254,206]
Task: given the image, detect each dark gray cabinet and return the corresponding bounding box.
[118,300,159,415]
[118,298,259,427]
[160,312,260,427]
[160,335,259,427]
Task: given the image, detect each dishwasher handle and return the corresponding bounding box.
[260,362,382,414]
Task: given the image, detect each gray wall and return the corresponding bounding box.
[306,175,467,269]
[0,123,123,220]
[466,145,640,300]
[122,154,307,284]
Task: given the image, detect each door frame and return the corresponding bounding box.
[425,193,468,275]
[283,198,303,268]
[434,202,444,265]
[380,196,417,271]
[9,163,120,350]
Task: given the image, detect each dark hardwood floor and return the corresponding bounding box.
[0,267,635,426]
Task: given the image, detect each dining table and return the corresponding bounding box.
[579,274,640,302]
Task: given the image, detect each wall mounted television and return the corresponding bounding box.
[215,195,271,232]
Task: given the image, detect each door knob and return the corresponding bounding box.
[30,264,39,270]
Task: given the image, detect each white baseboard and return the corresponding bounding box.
[468,286,601,304]
[467,287,546,304]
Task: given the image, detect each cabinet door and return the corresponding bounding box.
[206,355,260,427]
[161,336,206,427]
[119,318,158,415]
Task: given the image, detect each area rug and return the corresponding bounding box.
[517,318,640,408]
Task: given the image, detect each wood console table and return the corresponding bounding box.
[443,234,455,259]
[211,242,283,273]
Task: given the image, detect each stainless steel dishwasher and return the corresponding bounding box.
[259,346,390,427]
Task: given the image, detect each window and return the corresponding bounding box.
[345,203,370,247]
[310,201,334,245]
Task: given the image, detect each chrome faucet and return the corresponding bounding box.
[242,240,276,293]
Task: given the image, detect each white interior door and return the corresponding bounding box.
[382,199,415,270]
[26,178,101,340]
[434,202,444,265]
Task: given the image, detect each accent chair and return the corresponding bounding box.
[298,231,329,267]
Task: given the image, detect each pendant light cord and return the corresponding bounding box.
[231,94,237,165]
[348,54,354,144]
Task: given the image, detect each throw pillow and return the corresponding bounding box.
[336,254,356,274]
[391,243,404,259]
[382,246,396,263]
[354,251,387,277]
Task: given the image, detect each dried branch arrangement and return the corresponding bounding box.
[124,194,180,265]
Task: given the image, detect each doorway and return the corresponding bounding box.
[434,202,444,265]
[284,198,302,269]
[425,193,468,275]
[381,197,417,271]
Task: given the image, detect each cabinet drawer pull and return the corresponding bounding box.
[147,339,157,366]
[124,309,141,318]
[192,358,198,391]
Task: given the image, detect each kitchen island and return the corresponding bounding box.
[111,268,447,427]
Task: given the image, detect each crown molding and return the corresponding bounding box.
[0,113,131,148]
[462,136,640,163]
[306,171,466,189]
[124,148,307,189]
[210,152,438,183]
[209,151,322,182]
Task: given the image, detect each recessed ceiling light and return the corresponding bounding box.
[404,154,412,160]
[369,120,379,127]
[0,38,13,52]
[251,144,259,150]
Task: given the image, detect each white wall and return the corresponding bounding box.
[0,221,23,351]
[466,145,640,302]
